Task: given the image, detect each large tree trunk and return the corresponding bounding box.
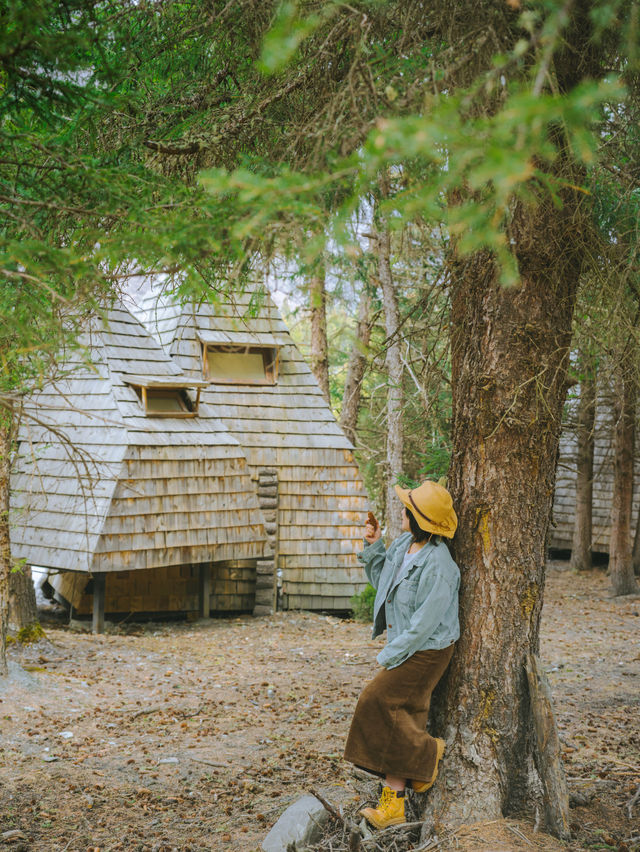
[309,263,330,403]
[339,286,373,445]
[421,1,601,837]
[425,193,585,838]
[570,364,596,572]
[0,403,13,676]
[609,368,638,595]
[377,225,404,540]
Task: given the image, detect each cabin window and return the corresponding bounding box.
[204,345,278,385]
[131,386,198,417]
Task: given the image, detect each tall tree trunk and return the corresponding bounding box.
[632,504,640,576]
[9,565,38,630]
[422,2,602,837]
[609,368,638,595]
[425,193,585,838]
[570,364,596,571]
[309,263,330,403]
[377,225,404,540]
[339,286,373,445]
[0,402,13,676]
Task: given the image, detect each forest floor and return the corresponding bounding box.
[1,561,639,852]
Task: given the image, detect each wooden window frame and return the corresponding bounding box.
[132,385,201,418]
[202,344,279,386]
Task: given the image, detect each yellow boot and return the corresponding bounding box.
[412,737,446,793]
[359,786,405,829]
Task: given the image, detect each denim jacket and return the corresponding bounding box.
[358,532,460,669]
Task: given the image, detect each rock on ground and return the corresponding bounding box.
[262,794,329,851]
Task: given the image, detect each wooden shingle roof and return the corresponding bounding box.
[11,302,267,575]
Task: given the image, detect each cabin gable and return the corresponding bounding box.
[142,286,370,611]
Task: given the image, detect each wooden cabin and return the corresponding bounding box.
[141,285,369,612]
[10,303,268,630]
[550,387,640,555]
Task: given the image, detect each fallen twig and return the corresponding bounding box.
[132,705,164,719]
[411,835,442,851]
[191,757,229,768]
[348,827,363,851]
[627,783,640,820]
[111,704,164,718]
[506,823,535,846]
[174,704,206,719]
[309,787,345,825]
[366,821,424,837]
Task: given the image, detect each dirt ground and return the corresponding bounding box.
[1,562,639,852]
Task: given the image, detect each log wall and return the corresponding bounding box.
[56,559,257,616]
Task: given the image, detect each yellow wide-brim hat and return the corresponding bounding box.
[394,480,458,538]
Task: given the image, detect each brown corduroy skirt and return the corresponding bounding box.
[343,645,454,782]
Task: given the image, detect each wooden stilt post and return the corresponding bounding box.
[199,564,210,618]
[92,573,105,635]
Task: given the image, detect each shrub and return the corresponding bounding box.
[351,583,376,622]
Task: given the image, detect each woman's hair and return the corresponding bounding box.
[406,507,432,543]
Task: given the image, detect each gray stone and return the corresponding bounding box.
[253,604,273,617]
[262,795,329,852]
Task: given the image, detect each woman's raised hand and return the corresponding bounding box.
[365,511,382,544]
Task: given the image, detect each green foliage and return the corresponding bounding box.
[351,583,376,623]
[199,75,620,286]
[258,2,333,75]
[1,0,637,522]
[0,0,258,397]
[417,441,452,482]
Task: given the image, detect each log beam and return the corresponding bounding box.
[199,564,211,618]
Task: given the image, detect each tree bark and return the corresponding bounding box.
[525,654,570,837]
[339,286,373,445]
[9,565,38,630]
[425,195,584,838]
[377,225,404,541]
[421,1,602,837]
[570,364,596,571]
[609,367,638,595]
[309,263,330,404]
[0,403,14,676]
[632,504,640,576]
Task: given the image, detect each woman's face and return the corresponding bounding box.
[401,506,411,532]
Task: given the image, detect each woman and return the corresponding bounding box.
[344,479,460,830]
